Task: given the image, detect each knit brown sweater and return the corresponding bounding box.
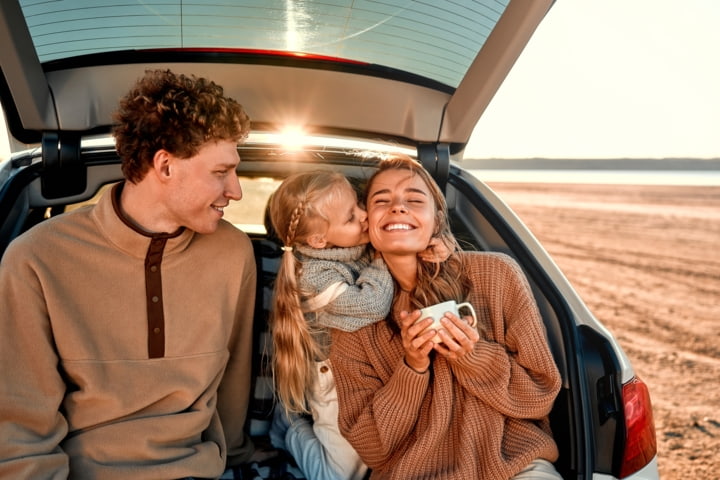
[330,252,561,480]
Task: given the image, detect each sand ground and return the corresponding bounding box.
[487,182,720,479]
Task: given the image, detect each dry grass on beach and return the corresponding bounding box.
[488,182,720,479]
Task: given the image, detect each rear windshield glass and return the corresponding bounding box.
[19,0,509,88]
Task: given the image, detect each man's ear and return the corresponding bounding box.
[152,150,173,181]
[307,233,327,249]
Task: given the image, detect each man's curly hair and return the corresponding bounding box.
[113,69,251,183]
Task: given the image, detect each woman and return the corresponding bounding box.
[329,156,563,479]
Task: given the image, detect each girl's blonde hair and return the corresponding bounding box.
[268,170,354,414]
[364,155,472,326]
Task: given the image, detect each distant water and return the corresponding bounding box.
[467,169,720,186]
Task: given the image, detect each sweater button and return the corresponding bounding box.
[153,327,160,334]
[320,366,329,373]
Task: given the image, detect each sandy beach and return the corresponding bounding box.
[487,182,720,479]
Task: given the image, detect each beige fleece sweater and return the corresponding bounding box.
[330,252,561,480]
[0,184,256,479]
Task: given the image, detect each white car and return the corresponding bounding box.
[0,1,658,478]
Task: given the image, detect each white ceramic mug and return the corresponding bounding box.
[416,300,477,343]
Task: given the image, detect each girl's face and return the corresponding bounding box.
[365,168,436,256]
[320,183,369,248]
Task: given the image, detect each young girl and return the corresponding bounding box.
[267,170,393,480]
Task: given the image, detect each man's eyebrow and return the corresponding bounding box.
[216,162,238,169]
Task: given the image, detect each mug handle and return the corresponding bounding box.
[457,302,477,328]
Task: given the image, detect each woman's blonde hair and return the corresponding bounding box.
[364,155,472,325]
[268,170,353,414]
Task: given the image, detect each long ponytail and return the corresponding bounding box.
[268,171,350,414]
[271,246,323,414]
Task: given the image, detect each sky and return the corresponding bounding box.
[465,0,720,159]
[1,0,719,161]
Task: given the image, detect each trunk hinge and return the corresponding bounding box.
[417,143,450,193]
[41,131,86,199]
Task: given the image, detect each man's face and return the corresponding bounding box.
[164,140,242,234]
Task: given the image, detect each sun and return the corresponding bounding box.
[278,126,306,151]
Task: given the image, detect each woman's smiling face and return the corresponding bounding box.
[365,167,437,256]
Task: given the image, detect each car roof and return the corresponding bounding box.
[0,0,553,153]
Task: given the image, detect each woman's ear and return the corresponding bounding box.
[307,233,327,249]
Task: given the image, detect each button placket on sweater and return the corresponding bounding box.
[145,237,168,358]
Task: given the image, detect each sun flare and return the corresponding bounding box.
[278,127,307,151]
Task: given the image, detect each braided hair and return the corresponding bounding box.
[268,170,352,414]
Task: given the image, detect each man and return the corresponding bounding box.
[0,69,256,479]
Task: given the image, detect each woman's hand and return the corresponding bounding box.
[433,313,479,361]
[399,310,436,373]
[418,237,451,263]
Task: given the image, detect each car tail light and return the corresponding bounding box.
[619,377,657,478]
